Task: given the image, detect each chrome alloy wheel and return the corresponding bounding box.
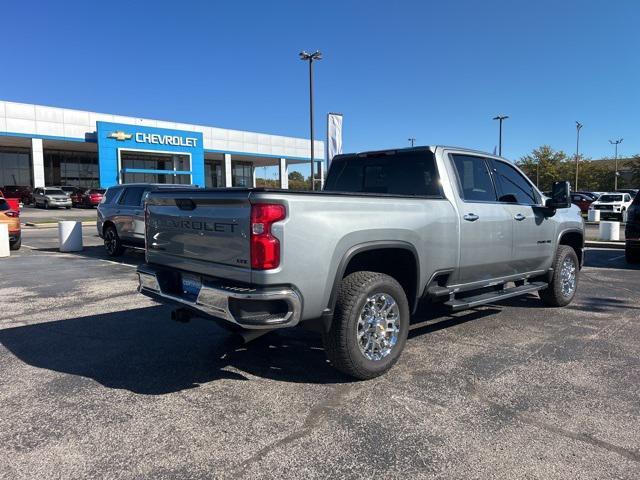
[560,256,576,297]
[356,293,401,361]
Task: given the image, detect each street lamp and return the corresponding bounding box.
[299,50,322,190]
[408,137,416,147]
[609,138,623,190]
[492,115,509,156]
[575,121,583,191]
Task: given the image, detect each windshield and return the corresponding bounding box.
[324,150,441,196]
[45,189,65,195]
[599,194,622,202]
[89,189,105,194]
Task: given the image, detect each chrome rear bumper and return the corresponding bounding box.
[137,264,302,329]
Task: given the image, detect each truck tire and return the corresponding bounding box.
[539,245,579,307]
[322,271,410,380]
[103,225,125,257]
[626,246,640,264]
[9,238,21,251]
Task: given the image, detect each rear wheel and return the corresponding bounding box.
[539,245,579,307]
[9,238,21,251]
[322,271,410,380]
[103,225,125,257]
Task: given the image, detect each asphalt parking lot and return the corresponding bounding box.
[1,228,639,479]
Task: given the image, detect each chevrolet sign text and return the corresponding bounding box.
[135,133,198,147]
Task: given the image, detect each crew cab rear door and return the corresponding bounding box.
[448,153,515,284]
[488,158,555,273]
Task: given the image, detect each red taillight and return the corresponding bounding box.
[5,211,19,218]
[250,203,286,270]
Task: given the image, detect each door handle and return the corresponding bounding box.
[463,213,479,222]
[514,213,526,221]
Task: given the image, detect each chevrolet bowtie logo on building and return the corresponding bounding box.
[108,130,133,141]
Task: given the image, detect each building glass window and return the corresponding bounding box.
[120,151,191,185]
[44,150,99,188]
[0,147,32,187]
[205,159,224,187]
[232,161,253,187]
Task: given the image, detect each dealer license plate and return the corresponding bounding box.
[181,273,202,298]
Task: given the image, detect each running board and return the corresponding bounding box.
[444,282,547,311]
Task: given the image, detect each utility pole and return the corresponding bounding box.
[493,115,509,156]
[408,138,416,147]
[575,121,583,191]
[609,138,623,190]
[299,50,322,190]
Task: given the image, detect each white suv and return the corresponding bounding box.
[589,192,633,220]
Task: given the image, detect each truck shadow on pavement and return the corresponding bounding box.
[33,244,145,268]
[0,305,500,394]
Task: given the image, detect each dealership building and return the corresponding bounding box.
[0,100,324,190]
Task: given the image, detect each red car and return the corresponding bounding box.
[2,185,33,205]
[71,188,105,208]
[571,193,593,213]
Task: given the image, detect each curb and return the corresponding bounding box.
[23,221,96,229]
[585,240,626,250]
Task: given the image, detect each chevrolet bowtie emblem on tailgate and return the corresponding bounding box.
[108,130,133,141]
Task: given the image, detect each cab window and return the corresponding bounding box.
[119,186,146,206]
[450,154,497,202]
[491,160,538,205]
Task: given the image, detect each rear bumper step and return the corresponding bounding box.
[137,264,302,329]
[444,282,547,311]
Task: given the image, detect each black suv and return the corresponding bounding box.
[625,193,640,263]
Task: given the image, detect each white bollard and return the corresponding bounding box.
[587,209,600,222]
[599,221,620,241]
[622,209,628,223]
[58,221,83,252]
[0,224,9,258]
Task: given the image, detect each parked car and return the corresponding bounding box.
[589,192,633,221]
[54,185,79,196]
[571,193,594,213]
[97,183,196,256]
[616,189,638,198]
[2,185,33,205]
[0,197,21,250]
[71,188,105,208]
[33,187,72,209]
[625,193,640,263]
[136,146,584,379]
[574,191,599,201]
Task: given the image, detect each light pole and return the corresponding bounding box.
[408,137,416,147]
[609,138,623,190]
[493,115,509,156]
[299,50,322,190]
[575,121,583,191]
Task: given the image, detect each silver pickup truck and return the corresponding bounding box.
[137,146,584,379]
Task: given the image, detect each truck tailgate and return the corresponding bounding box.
[145,189,252,282]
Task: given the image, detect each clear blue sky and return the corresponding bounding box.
[2,0,638,166]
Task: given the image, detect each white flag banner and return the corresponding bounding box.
[327,113,343,165]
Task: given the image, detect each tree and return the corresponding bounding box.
[288,170,311,190]
[625,155,640,186]
[517,146,571,191]
[288,171,304,182]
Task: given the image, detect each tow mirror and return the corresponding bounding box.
[545,181,571,209]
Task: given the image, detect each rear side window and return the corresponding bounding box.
[119,187,146,206]
[451,155,497,202]
[491,160,538,204]
[324,150,441,196]
[102,187,122,204]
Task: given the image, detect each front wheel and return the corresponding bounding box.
[103,225,125,257]
[10,238,21,250]
[322,271,410,380]
[539,245,579,307]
